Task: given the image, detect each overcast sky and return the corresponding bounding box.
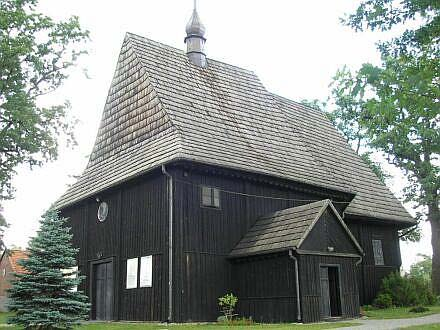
[3,0,431,270]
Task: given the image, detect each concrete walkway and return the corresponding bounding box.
[342,313,440,330]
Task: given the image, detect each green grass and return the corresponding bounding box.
[0,314,359,329]
[402,325,440,330]
[75,323,359,330]
[363,305,440,319]
[0,312,13,324]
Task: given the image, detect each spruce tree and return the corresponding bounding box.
[8,210,89,329]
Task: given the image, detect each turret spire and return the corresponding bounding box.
[184,0,207,67]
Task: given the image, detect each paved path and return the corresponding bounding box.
[342,313,440,330]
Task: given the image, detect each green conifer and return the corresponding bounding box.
[8,210,89,329]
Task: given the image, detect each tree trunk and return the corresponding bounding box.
[430,202,440,294]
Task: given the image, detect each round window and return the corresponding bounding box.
[97,202,109,222]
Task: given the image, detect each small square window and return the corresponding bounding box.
[372,239,384,266]
[201,186,220,208]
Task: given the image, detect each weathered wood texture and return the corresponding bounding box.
[170,164,388,322]
[299,255,360,323]
[231,200,331,257]
[63,170,168,321]
[232,254,298,323]
[347,221,401,305]
[63,162,402,322]
[56,33,415,228]
[301,209,359,255]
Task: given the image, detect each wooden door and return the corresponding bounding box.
[93,262,113,320]
[320,266,331,318]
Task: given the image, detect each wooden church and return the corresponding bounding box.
[55,4,415,323]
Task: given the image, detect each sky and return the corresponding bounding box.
[2,0,432,270]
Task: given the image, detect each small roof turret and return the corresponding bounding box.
[184,0,207,67]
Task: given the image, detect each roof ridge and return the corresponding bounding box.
[125,32,256,75]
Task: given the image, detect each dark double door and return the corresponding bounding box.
[93,261,114,320]
[320,266,342,318]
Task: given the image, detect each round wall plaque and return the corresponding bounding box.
[97,202,109,222]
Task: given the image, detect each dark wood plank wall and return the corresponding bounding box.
[231,253,298,323]
[299,255,360,323]
[62,162,402,322]
[62,170,168,321]
[301,209,359,254]
[347,221,401,305]
[170,165,352,322]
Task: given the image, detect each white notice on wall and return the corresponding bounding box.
[140,255,152,287]
[126,258,138,289]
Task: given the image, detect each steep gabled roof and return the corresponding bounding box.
[229,200,363,258]
[54,33,414,226]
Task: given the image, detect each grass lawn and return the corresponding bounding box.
[0,313,359,329]
[402,325,440,330]
[363,305,440,319]
[0,312,13,324]
[74,322,359,330]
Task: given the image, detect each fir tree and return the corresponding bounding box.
[8,210,89,329]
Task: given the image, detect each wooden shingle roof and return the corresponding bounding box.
[229,200,363,258]
[0,249,28,274]
[54,33,414,225]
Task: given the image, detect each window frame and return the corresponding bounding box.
[372,239,385,266]
[200,185,221,209]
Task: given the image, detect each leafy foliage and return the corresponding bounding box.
[373,293,393,309]
[7,210,89,329]
[327,66,369,154]
[409,254,432,282]
[343,0,439,254]
[358,55,439,210]
[0,0,89,200]
[376,271,436,307]
[218,293,238,323]
[342,0,440,56]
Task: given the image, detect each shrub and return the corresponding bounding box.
[376,271,435,307]
[218,293,238,323]
[373,293,393,309]
[409,306,430,313]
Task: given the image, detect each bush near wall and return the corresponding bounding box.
[373,272,436,308]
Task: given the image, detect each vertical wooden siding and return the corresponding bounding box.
[63,162,402,322]
[171,166,347,322]
[232,254,298,323]
[299,255,359,323]
[63,171,168,321]
[301,209,359,254]
[347,221,401,305]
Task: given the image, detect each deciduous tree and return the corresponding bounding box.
[345,0,439,292]
[0,0,89,234]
